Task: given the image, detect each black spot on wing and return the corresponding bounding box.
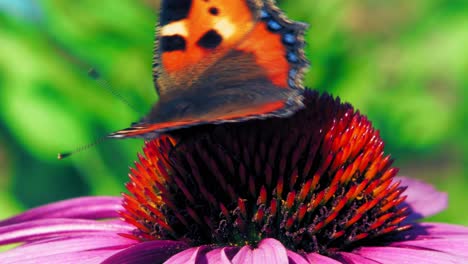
[196,30,222,49]
[160,0,192,25]
[209,7,219,15]
[161,35,186,52]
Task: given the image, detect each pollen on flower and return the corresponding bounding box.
[120,90,411,255]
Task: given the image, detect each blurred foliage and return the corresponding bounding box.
[0,0,466,224]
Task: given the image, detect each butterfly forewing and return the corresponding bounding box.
[110,0,308,139]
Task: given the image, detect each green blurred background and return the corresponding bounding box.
[0,0,466,224]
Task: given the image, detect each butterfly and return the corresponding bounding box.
[109,0,308,139]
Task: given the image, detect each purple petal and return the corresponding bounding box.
[103,240,189,264]
[305,253,344,263]
[287,251,309,264]
[205,247,239,263]
[388,223,468,258]
[396,177,447,221]
[3,249,124,264]
[0,218,133,245]
[354,246,468,263]
[231,238,289,264]
[392,237,468,257]
[334,252,380,263]
[391,222,468,241]
[0,196,123,226]
[164,245,210,264]
[1,233,135,263]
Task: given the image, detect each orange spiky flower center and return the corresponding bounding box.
[120,91,411,254]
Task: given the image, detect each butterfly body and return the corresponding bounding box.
[109,0,308,139]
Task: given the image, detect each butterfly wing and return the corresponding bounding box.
[110,0,308,139]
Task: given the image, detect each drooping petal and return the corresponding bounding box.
[396,177,447,221]
[334,252,381,264]
[3,249,125,264]
[286,251,309,264]
[353,246,468,263]
[102,240,189,264]
[414,222,468,236]
[231,239,289,264]
[0,196,123,226]
[205,247,239,263]
[305,253,345,264]
[0,218,133,245]
[0,233,135,264]
[388,223,468,258]
[164,246,211,264]
[393,237,468,258]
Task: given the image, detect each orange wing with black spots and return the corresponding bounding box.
[109,0,308,139]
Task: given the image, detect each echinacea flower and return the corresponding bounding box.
[1,90,467,264]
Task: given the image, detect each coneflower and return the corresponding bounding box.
[1,91,466,264]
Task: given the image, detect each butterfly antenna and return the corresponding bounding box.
[46,35,142,114]
[57,136,109,160]
[86,68,141,113]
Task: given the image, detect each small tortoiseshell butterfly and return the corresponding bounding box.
[109,0,308,139]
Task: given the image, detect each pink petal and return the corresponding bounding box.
[205,247,239,263]
[305,253,344,263]
[164,246,210,264]
[3,249,122,264]
[0,233,135,263]
[231,238,289,264]
[287,250,309,264]
[354,246,468,263]
[396,177,447,221]
[388,223,468,258]
[0,218,133,245]
[335,252,381,263]
[413,222,468,236]
[103,240,189,264]
[0,196,122,226]
[391,222,468,242]
[391,238,468,258]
